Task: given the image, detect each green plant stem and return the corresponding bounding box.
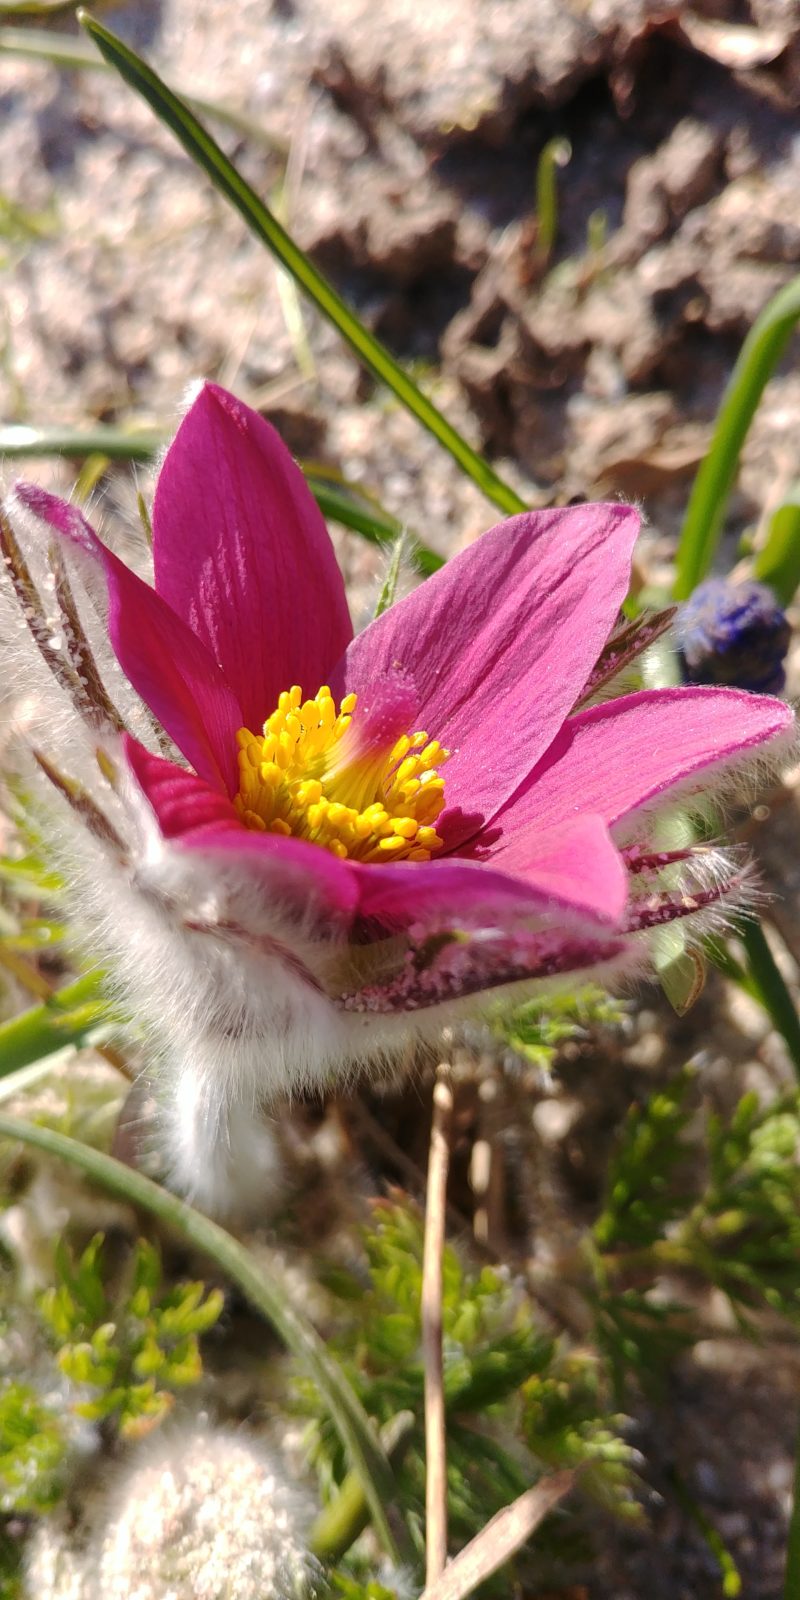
[310,1410,416,1563]
[786,1418,800,1600]
[674,274,800,598]
[0,971,111,1076]
[666,1467,741,1597]
[739,921,800,1080]
[0,422,165,459]
[754,496,800,606]
[0,1113,410,1565]
[534,137,571,268]
[78,10,530,519]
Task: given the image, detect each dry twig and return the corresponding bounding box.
[419,1470,577,1600]
[422,1061,454,1586]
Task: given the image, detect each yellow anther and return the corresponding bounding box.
[390,817,419,838]
[234,686,448,863]
[417,826,443,850]
[243,809,266,832]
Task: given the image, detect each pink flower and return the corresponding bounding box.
[4,383,792,1212]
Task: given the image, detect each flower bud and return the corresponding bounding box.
[679,578,791,695]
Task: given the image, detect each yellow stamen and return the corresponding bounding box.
[234,685,449,862]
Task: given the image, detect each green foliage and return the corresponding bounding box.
[590,1071,800,1391]
[331,1578,401,1600]
[38,1234,224,1438]
[302,1199,639,1566]
[593,1067,694,1252]
[494,986,623,1070]
[0,1382,66,1514]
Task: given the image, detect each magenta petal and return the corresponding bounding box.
[490,685,794,845]
[354,856,551,929]
[123,737,241,835]
[125,736,358,919]
[485,814,629,925]
[153,383,353,729]
[337,503,639,844]
[15,484,242,794]
[354,817,626,933]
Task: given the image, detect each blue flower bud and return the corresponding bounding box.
[679,578,791,695]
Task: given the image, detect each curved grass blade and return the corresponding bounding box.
[534,136,571,270]
[0,1112,409,1563]
[0,26,287,151]
[0,971,111,1077]
[303,464,444,574]
[674,274,800,598]
[77,11,529,519]
[0,422,444,570]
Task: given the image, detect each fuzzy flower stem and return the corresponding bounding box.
[0,1113,412,1566]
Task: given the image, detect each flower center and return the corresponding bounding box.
[234,685,448,862]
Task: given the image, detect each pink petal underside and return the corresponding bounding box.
[336,503,640,847]
[152,383,353,731]
[14,484,242,794]
[124,737,359,919]
[354,814,628,932]
[485,685,794,849]
[341,926,629,1015]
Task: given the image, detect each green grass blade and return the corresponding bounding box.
[738,921,800,1080]
[753,494,800,606]
[534,136,571,269]
[0,421,165,459]
[0,1112,408,1562]
[0,972,111,1077]
[304,465,444,574]
[0,26,287,150]
[786,1420,800,1599]
[77,10,528,519]
[0,422,444,570]
[674,273,800,598]
[0,1059,63,1103]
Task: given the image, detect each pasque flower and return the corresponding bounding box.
[2,384,792,1212]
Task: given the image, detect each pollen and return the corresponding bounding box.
[233,685,449,862]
